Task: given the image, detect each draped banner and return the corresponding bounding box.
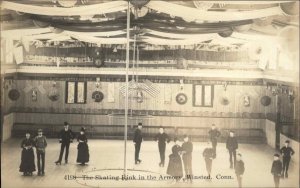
[107,82,115,103]
[164,84,172,104]
[146,1,283,21]
[1,1,129,16]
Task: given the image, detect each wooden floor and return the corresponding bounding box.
[1,139,299,188]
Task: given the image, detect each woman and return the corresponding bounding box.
[19,133,36,176]
[167,138,183,182]
[76,127,89,165]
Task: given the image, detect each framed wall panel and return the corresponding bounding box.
[65,81,87,104]
[193,84,214,107]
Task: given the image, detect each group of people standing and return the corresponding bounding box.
[19,122,89,177]
[133,123,295,188]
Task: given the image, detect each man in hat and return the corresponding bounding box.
[181,135,193,183]
[235,153,245,188]
[271,154,282,188]
[208,124,221,155]
[226,130,238,169]
[34,129,47,176]
[133,123,143,164]
[280,140,295,178]
[55,122,75,165]
[154,127,170,167]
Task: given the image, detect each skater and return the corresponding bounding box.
[166,138,183,182]
[76,127,89,165]
[34,129,47,176]
[226,130,238,169]
[208,124,221,155]
[19,133,36,176]
[235,153,245,188]
[55,122,75,165]
[181,135,193,183]
[271,154,282,188]
[133,122,143,164]
[154,127,171,167]
[280,140,294,178]
[202,142,215,178]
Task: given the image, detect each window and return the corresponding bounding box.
[193,84,214,107]
[65,81,87,104]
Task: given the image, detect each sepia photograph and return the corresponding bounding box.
[0,0,299,188]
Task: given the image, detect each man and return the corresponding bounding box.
[235,153,245,188]
[34,129,47,176]
[226,131,238,169]
[280,140,295,178]
[154,127,170,167]
[208,124,221,155]
[271,154,282,188]
[181,135,193,183]
[202,142,215,178]
[133,123,143,164]
[55,122,75,165]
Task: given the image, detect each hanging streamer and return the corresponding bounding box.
[146,1,282,21]
[1,1,129,16]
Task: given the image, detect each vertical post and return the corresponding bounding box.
[124,1,130,175]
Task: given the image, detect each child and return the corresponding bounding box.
[271,154,282,188]
[235,153,245,188]
[35,129,47,176]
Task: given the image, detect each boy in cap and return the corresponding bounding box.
[202,142,216,178]
[181,135,193,183]
[34,129,47,176]
[133,123,143,164]
[55,122,75,165]
[280,140,294,178]
[226,130,238,169]
[271,154,282,188]
[235,153,245,188]
[208,124,221,155]
[154,127,170,167]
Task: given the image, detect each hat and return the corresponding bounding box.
[274,154,280,157]
[80,127,86,132]
[64,122,69,126]
[183,134,189,138]
[38,129,43,132]
[174,137,178,142]
[138,122,143,126]
[285,140,290,143]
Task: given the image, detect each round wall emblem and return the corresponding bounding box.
[8,89,20,101]
[176,93,188,105]
[92,91,104,102]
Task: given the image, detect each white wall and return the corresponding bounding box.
[2,113,14,141]
[265,119,276,148]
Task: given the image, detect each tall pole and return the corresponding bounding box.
[124,1,130,175]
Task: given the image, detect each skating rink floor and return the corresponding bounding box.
[1,139,299,188]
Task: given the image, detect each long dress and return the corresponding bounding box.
[19,138,36,173]
[76,134,89,164]
[167,144,183,180]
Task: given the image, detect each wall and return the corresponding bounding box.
[265,119,276,148]
[2,113,14,141]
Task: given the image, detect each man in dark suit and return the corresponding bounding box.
[271,154,282,188]
[226,131,238,169]
[235,153,245,188]
[154,127,170,167]
[202,142,216,178]
[182,135,193,183]
[208,124,221,155]
[133,123,143,164]
[280,140,295,178]
[55,122,75,165]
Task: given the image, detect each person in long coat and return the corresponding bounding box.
[167,138,183,182]
[76,127,89,165]
[19,133,36,176]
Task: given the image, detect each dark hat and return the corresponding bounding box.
[229,130,235,133]
[183,134,189,138]
[64,122,69,126]
[138,122,143,126]
[285,140,290,143]
[80,127,86,132]
[38,129,43,132]
[274,154,280,157]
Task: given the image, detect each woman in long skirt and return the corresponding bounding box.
[76,127,89,165]
[19,133,36,176]
[167,138,183,182]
